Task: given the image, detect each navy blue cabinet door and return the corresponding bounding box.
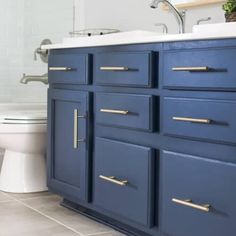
[47,89,90,202]
[161,150,236,236]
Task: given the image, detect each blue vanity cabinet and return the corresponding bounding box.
[47,39,236,236]
[161,151,236,236]
[47,89,90,203]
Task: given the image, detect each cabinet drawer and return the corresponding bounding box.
[48,53,91,84]
[95,52,154,87]
[94,137,154,226]
[163,97,236,144]
[163,49,236,90]
[96,93,155,131]
[162,150,236,236]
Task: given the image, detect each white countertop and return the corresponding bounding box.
[42,29,236,50]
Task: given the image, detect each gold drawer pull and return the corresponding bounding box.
[73,109,86,149]
[172,66,210,72]
[173,117,211,124]
[172,198,211,212]
[99,175,128,186]
[49,67,73,71]
[100,66,129,71]
[100,109,129,115]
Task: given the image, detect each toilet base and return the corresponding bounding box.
[0,150,48,193]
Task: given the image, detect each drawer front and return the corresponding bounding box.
[96,93,155,131]
[95,52,154,87]
[163,49,236,90]
[94,137,154,226]
[163,97,236,144]
[162,150,236,236]
[48,53,91,84]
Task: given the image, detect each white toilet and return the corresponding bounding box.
[0,110,47,193]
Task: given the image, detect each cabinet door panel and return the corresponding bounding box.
[48,53,91,85]
[95,51,154,87]
[48,89,89,202]
[163,48,236,90]
[93,137,154,226]
[162,150,236,236]
[163,97,236,144]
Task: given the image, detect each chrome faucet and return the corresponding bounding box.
[150,0,185,34]
[20,73,48,85]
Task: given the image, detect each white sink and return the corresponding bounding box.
[63,30,163,45]
[193,22,236,35]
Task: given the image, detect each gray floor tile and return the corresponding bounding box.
[0,191,14,202]
[22,195,115,235]
[5,190,54,200]
[0,200,81,236]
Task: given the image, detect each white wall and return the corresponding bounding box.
[0,0,81,103]
[0,0,80,164]
[0,0,24,102]
[83,0,225,33]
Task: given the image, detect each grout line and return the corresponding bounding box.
[10,194,60,202]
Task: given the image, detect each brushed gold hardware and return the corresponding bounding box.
[173,117,211,124]
[49,67,72,71]
[172,66,210,72]
[172,198,210,212]
[99,175,128,186]
[100,66,129,71]
[100,109,129,115]
[74,109,86,149]
[74,109,78,149]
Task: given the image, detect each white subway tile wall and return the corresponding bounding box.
[0,0,84,165]
[0,0,83,103]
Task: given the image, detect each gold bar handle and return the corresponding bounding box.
[99,175,128,186]
[49,67,72,71]
[172,66,210,72]
[100,109,129,115]
[173,117,211,124]
[74,109,86,149]
[74,109,78,149]
[100,66,129,71]
[172,198,210,212]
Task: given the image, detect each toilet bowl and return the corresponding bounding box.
[0,110,47,193]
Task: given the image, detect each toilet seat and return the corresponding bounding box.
[0,110,47,124]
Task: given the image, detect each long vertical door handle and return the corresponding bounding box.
[74,109,86,149]
[74,109,78,149]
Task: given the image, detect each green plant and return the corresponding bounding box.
[223,0,236,14]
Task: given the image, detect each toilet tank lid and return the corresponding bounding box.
[0,110,47,121]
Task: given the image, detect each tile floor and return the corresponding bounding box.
[0,191,126,236]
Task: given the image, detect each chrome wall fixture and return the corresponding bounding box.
[20,39,52,85]
[20,73,48,85]
[34,39,52,63]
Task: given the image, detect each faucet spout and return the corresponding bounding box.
[150,0,185,34]
[20,73,48,85]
